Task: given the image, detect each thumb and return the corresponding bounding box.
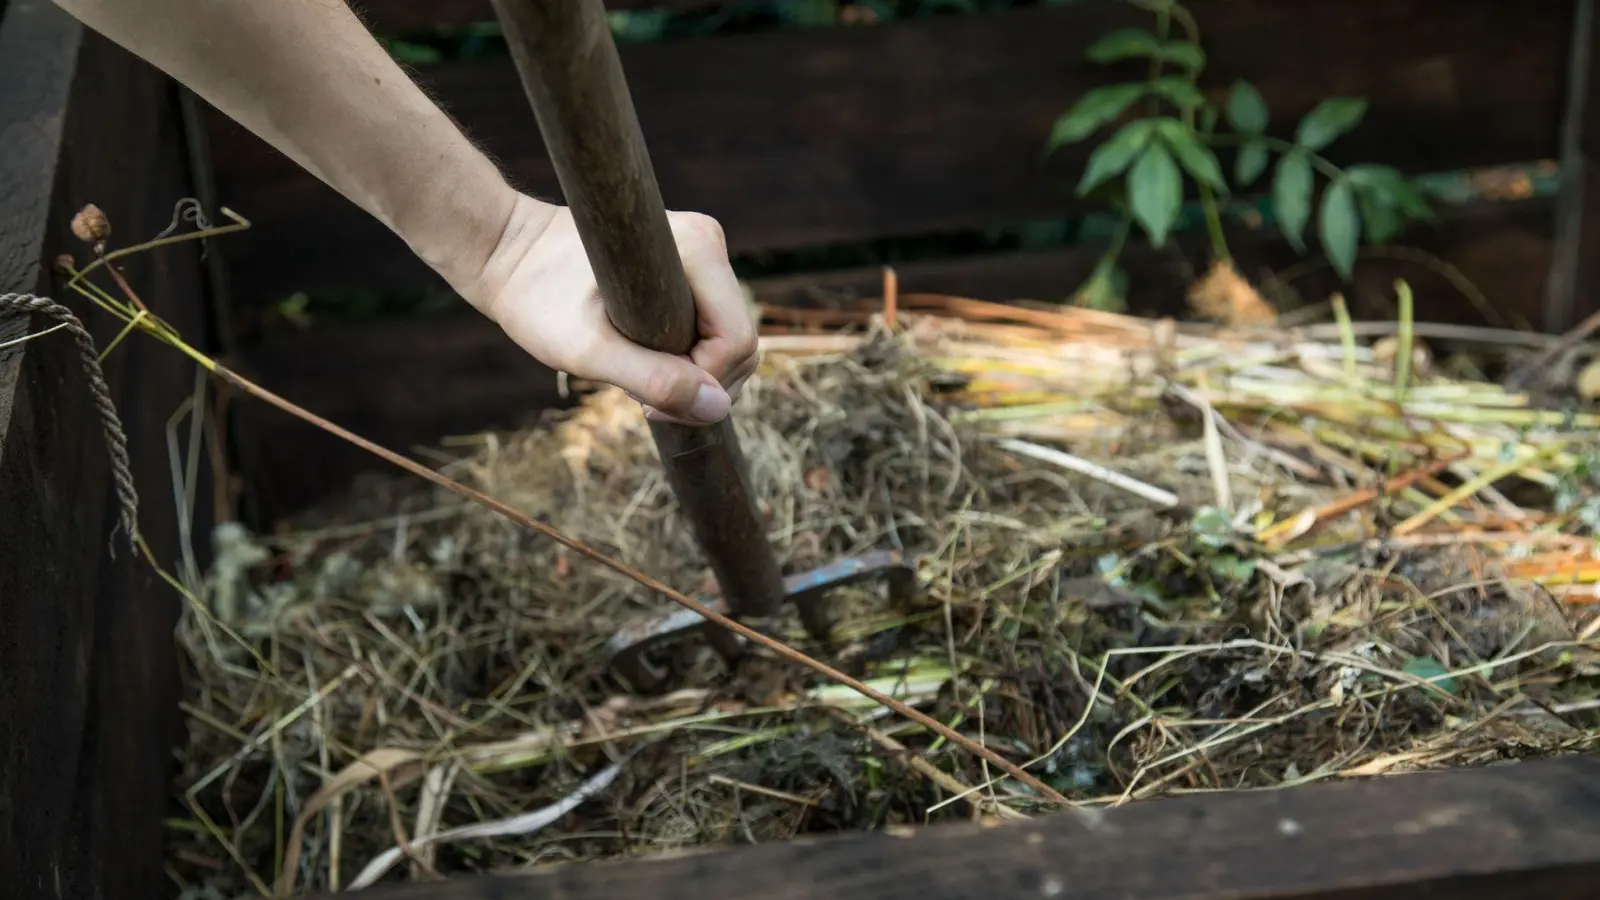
[587,337,731,425]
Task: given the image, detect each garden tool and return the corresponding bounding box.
[488,0,917,690]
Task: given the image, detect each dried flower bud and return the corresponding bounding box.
[52,253,77,275]
[71,203,111,244]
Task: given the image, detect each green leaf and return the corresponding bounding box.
[1235,138,1269,186]
[1319,177,1361,282]
[1401,656,1457,694]
[1346,164,1435,221]
[1199,104,1219,137]
[1085,28,1164,63]
[1272,149,1313,252]
[1149,76,1206,112]
[1294,98,1368,151]
[1357,187,1403,245]
[1190,505,1234,548]
[1076,119,1157,196]
[1154,119,1225,191]
[1206,554,1258,581]
[1160,41,1206,73]
[1391,180,1436,221]
[1224,80,1268,134]
[1128,142,1183,247]
[1047,84,1148,150]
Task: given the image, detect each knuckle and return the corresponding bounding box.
[671,211,727,254]
[641,365,688,409]
[730,313,759,353]
[733,331,759,364]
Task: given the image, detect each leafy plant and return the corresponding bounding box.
[1046,0,1435,290]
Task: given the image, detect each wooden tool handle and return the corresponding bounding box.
[488,0,789,625]
[489,0,697,356]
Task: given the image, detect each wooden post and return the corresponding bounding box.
[1545,0,1599,332]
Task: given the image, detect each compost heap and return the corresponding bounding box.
[171,296,1600,898]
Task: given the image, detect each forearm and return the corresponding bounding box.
[52,0,550,297]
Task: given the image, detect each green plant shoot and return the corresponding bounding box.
[1045,0,1436,297]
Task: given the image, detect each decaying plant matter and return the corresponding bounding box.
[166,289,1600,897]
[40,201,1600,898]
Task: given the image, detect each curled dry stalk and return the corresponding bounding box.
[59,203,1079,814]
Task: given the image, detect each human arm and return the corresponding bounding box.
[50,0,755,424]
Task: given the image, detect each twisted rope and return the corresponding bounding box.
[1,293,139,550]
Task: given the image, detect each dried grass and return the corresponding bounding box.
[168,291,1600,898]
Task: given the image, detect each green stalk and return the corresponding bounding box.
[1394,279,1415,404]
[1096,209,1134,273]
[1331,293,1358,381]
[1145,3,1170,117]
[1155,2,1229,263]
[1196,181,1230,263]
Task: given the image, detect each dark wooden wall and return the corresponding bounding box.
[211,0,1568,305]
[0,4,216,900]
[193,0,1591,522]
[0,4,1595,898]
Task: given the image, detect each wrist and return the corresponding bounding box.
[394,156,550,303]
[459,191,561,322]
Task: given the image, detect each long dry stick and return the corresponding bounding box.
[67,213,1075,811]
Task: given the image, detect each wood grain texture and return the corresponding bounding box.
[207,0,1570,306]
[1549,0,1600,332]
[0,0,78,355]
[306,754,1600,900]
[492,0,788,623]
[0,7,215,900]
[358,0,722,35]
[230,197,1551,522]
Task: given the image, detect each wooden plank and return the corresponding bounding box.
[226,307,567,523]
[308,754,1600,900]
[207,0,1569,307]
[755,198,1556,331]
[1549,0,1600,332]
[0,6,101,898]
[359,0,722,35]
[0,5,215,900]
[230,197,1551,522]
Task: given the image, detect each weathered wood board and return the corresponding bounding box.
[206,0,1570,306]
[0,4,215,900]
[359,0,720,34]
[302,754,1600,900]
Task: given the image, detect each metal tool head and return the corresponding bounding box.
[606,549,917,691]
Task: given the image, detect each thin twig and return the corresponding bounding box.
[78,247,1078,813]
[995,437,1180,508]
[1503,309,1600,391]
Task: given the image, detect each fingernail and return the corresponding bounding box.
[689,384,731,423]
